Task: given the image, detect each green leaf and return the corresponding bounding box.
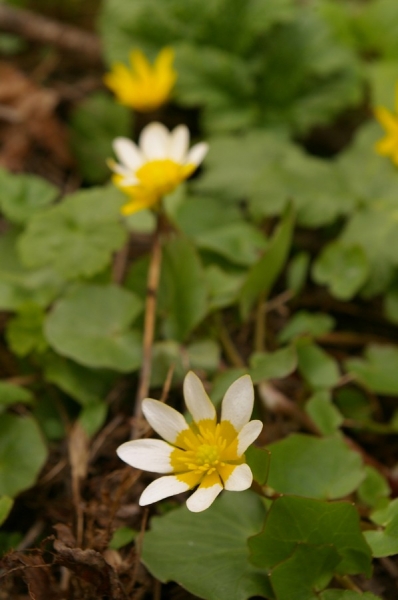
[297,340,340,390]
[45,284,143,372]
[266,434,365,499]
[0,382,33,414]
[172,194,241,237]
[158,237,208,341]
[0,169,57,225]
[278,311,335,344]
[249,346,297,383]
[18,186,127,280]
[249,495,372,577]
[384,280,398,324]
[70,91,131,184]
[109,526,138,550]
[250,146,355,227]
[239,203,294,319]
[0,496,13,526]
[33,393,65,441]
[245,445,270,486]
[286,251,310,296]
[205,265,245,311]
[357,466,391,508]
[43,353,114,406]
[270,543,341,600]
[305,390,344,436]
[0,413,47,497]
[6,303,47,356]
[312,242,369,300]
[194,222,267,267]
[320,591,381,600]
[196,130,291,202]
[79,402,108,438]
[345,344,398,396]
[0,230,64,310]
[365,498,398,558]
[142,490,272,600]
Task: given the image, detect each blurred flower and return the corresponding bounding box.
[374,87,398,166]
[109,122,208,215]
[117,371,262,512]
[104,47,176,112]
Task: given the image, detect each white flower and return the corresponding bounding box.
[117,371,263,513]
[109,122,208,215]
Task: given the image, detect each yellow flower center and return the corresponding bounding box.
[170,420,243,488]
[135,159,195,198]
[195,444,220,466]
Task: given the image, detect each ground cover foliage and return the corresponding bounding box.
[0,0,398,598]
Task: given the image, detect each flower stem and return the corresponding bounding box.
[214,313,245,368]
[133,213,163,438]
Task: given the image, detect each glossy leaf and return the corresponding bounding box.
[43,353,115,406]
[142,490,272,600]
[0,414,47,497]
[357,466,391,508]
[0,169,57,225]
[345,344,398,396]
[0,230,64,310]
[266,434,365,499]
[239,203,294,319]
[0,496,13,526]
[320,590,381,600]
[18,186,127,280]
[278,311,335,343]
[365,499,398,558]
[249,495,372,577]
[0,382,33,414]
[6,303,47,357]
[305,390,344,436]
[158,237,208,341]
[297,340,340,389]
[313,242,369,300]
[249,346,297,383]
[45,284,143,371]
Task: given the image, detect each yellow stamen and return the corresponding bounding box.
[171,419,244,489]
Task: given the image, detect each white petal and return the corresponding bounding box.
[142,399,189,444]
[221,374,254,432]
[139,122,170,160]
[186,142,209,166]
[139,475,190,506]
[116,439,173,473]
[237,420,263,455]
[168,125,189,162]
[183,371,216,423]
[224,463,253,491]
[186,483,223,512]
[113,137,143,170]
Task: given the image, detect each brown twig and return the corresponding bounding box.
[0,5,102,65]
[133,215,164,438]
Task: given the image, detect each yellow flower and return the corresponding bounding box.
[374,85,398,166]
[117,371,263,512]
[104,47,177,112]
[109,122,208,215]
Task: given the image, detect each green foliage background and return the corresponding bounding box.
[2,0,398,598]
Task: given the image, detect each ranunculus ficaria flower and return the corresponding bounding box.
[117,371,262,512]
[104,47,176,112]
[109,122,208,215]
